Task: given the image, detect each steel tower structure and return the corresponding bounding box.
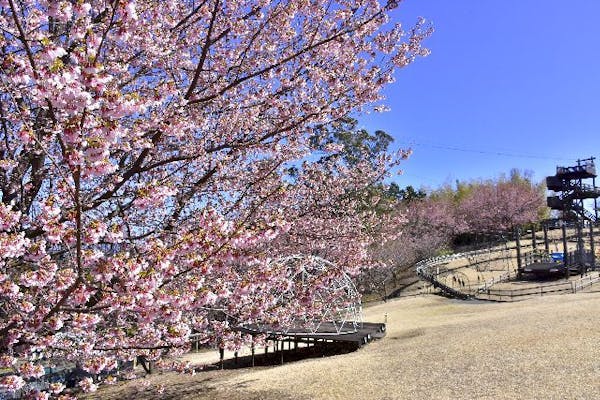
[546,157,599,222]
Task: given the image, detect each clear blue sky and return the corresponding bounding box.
[360,0,600,190]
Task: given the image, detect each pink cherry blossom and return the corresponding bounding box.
[0,355,16,368]
[48,382,66,394]
[78,377,97,393]
[0,375,25,392]
[24,389,50,400]
[18,362,45,379]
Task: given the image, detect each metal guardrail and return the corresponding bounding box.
[475,271,514,295]
[477,274,600,301]
[415,249,600,301]
[415,250,487,299]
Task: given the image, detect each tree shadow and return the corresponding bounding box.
[205,341,358,370]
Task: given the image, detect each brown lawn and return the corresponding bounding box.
[89,291,600,400]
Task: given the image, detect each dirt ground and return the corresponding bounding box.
[89,291,600,400]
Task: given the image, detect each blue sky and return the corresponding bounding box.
[360,0,600,190]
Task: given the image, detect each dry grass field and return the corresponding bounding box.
[90,291,600,400]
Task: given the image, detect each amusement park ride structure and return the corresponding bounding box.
[514,158,599,279]
[546,157,599,223]
[531,157,599,279]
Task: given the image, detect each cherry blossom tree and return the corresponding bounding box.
[299,118,410,302]
[0,0,431,395]
[456,177,545,234]
[363,193,454,298]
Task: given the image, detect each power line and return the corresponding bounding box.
[403,141,574,161]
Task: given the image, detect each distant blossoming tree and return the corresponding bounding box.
[0,0,430,395]
[363,193,455,298]
[456,175,545,234]
[364,174,546,298]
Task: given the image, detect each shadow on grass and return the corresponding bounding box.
[85,346,345,400]
[204,342,358,370]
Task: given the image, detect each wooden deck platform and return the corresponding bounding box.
[235,321,386,347]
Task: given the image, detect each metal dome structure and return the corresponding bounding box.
[241,255,363,336]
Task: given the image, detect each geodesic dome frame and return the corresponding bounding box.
[275,255,363,334]
[241,255,363,336]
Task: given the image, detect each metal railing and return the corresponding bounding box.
[477,273,600,302]
[415,248,600,302]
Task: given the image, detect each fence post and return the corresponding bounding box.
[562,223,569,280]
[543,223,550,254]
[590,223,596,271]
[516,227,522,272]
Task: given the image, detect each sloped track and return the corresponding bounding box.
[416,250,599,301]
[415,252,483,299]
[416,265,472,299]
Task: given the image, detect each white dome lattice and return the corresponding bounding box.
[268,255,363,335]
